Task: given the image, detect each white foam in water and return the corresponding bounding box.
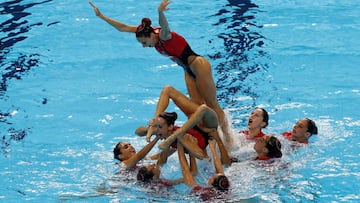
[0,0,359,202]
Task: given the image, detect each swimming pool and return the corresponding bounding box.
[1,0,359,202]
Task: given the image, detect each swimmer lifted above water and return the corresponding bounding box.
[89,0,232,145]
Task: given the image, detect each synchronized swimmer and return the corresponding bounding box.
[88,0,319,201]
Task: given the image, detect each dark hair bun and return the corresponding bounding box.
[213,175,230,191]
[136,18,154,38]
[159,112,178,125]
[141,18,152,27]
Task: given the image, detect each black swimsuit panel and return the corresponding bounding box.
[179,44,199,79]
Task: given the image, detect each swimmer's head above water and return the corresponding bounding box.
[113,142,136,161]
[135,18,159,48]
[137,164,161,182]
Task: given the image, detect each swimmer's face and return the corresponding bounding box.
[291,119,311,142]
[137,33,158,47]
[154,116,173,139]
[248,109,266,130]
[254,135,270,154]
[116,142,136,161]
[145,164,161,180]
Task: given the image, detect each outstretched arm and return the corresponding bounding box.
[166,177,184,185]
[208,139,224,173]
[157,0,172,40]
[89,1,137,33]
[177,142,197,187]
[135,126,148,137]
[156,147,176,166]
[122,136,161,168]
[208,129,231,166]
[189,152,198,175]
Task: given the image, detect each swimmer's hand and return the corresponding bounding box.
[158,0,171,12]
[89,1,102,17]
[207,129,220,141]
[208,138,216,147]
[146,133,155,142]
[145,119,157,142]
[135,126,148,137]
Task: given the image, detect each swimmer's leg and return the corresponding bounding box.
[189,57,233,146]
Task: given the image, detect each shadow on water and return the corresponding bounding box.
[0,0,53,154]
[210,0,271,118]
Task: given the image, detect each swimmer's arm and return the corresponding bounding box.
[89,1,137,33]
[209,139,224,174]
[189,154,198,176]
[156,148,176,166]
[158,0,172,40]
[146,153,160,160]
[167,177,184,185]
[178,142,197,187]
[216,137,231,166]
[209,130,231,166]
[123,136,161,168]
[135,126,148,137]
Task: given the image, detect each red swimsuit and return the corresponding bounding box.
[154,29,199,78]
[170,126,208,150]
[240,130,265,139]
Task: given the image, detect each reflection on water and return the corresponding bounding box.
[0,0,53,154]
[0,0,53,94]
[211,0,270,114]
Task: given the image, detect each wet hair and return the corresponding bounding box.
[113,142,123,161]
[211,175,230,191]
[256,107,269,128]
[266,136,282,158]
[137,166,154,182]
[136,18,155,38]
[305,118,318,135]
[159,112,178,126]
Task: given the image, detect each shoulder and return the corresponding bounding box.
[255,131,265,138]
[282,131,292,137]
[254,156,270,161]
[114,162,139,175]
[162,31,185,42]
[191,185,210,193]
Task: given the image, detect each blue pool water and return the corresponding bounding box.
[1,0,359,202]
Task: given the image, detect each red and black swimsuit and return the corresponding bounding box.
[154,29,199,78]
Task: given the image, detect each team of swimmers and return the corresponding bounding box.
[89,0,318,200]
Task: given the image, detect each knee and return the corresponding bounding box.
[198,104,210,111]
[161,85,174,95]
[206,102,222,111]
[198,104,215,115]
